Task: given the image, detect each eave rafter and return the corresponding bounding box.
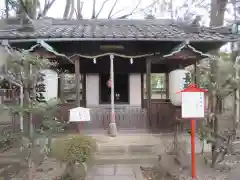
[151,41,215,64]
[1,40,74,64]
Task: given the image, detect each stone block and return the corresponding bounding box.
[97,145,126,155]
[128,145,154,154]
[174,141,191,169]
[159,154,182,177]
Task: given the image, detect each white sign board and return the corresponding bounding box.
[69,107,91,122]
[181,92,205,118]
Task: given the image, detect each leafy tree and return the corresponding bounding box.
[183,72,192,88]
[2,47,66,180]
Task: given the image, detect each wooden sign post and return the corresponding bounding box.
[69,107,91,133]
[179,83,207,180]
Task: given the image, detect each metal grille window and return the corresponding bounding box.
[144,73,167,99]
[62,74,82,102]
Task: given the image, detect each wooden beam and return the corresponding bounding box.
[149,55,163,64]
[74,57,81,107]
[166,72,169,99]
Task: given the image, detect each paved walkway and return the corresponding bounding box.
[85,164,145,180]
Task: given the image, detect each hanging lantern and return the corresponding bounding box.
[37,69,58,102]
[169,69,192,106]
[107,78,112,88]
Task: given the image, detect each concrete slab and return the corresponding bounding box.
[86,164,145,180]
[91,176,135,180]
[228,166,240,180]
[90,165,115,176]
[115,165,134,176]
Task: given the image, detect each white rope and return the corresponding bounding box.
[3,39,216,62]
[69,52,156,59]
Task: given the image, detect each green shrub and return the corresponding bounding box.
[52,135,96,165]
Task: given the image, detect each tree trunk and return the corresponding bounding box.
[5,0,9,18]
[209,0,227,168]
[210,0,227,27]
[63,0,72,19]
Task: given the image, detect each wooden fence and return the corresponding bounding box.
[55,104,148,132]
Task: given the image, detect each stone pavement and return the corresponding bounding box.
[85,164,145,180]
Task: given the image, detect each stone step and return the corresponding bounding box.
[96,144,162,156]
[94,154,158,165]
[0,157,22,164]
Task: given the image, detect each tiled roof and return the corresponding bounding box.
[0,19,237,42]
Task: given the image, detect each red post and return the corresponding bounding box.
[191,119,196,179]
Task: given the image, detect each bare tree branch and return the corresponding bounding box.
[18,0,34,21]
[19,0,29,15]
[5,0,9,18]
[75,0,83,19]
[117,0,153,19]
[96,0,111,18]
[38,0,57,19]
[91,0,96,19]
[108,0,118,19]
[109,8,125,18]
[69,0,75,19]
[177,0,206,19]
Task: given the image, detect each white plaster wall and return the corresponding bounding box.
[86,74,99,106]
[129,74,141,106]
[86,73,141,107]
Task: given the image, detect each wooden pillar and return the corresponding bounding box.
[194,60,200,86]
[74,57,81,107]
[59,73,65,102]
[166,72,169,99]
[146,58,152,123]
[82,73,86,107]
[141,73,144,108]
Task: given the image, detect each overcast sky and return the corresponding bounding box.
[40,0,209,21]
[0,0,235,22]
[47,0,148,19]
[0,0,212,20]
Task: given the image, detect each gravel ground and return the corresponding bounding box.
[140,154,240,180]
[11,158,65,180]
[141,166,228,180]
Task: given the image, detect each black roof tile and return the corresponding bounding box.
[0,19,237,42]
